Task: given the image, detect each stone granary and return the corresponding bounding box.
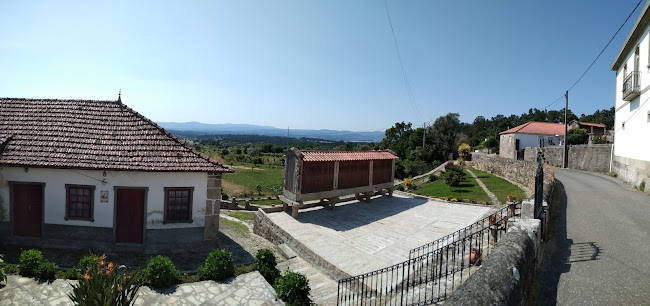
[280,148,398,217]
[0,97,233,252]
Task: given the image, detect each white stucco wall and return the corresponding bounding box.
[516,133,563,150]
[0,167,208,229]
[614,29,650,163]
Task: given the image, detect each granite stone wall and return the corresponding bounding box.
[471,154,555,202]
[524,144,612,173]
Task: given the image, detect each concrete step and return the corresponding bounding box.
[277,255,340,306]
[277,243,297,260]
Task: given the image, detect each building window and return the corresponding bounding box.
[164,187,193,223]
[65,185,95,221]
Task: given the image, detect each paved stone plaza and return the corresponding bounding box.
[265,194,496,276]
[0,271,282,306]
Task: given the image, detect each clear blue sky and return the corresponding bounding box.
[0,0,644,131]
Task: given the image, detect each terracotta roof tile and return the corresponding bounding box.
[576,121,606,128]
[0,98,233,172]
[500,121,566,136]
[300,150,398,162]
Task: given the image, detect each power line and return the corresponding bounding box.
[567,0,643,92]
[541,0,643,110]
[384,0,420,120]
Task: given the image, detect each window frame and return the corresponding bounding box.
[65,184,95,222]
[163,187,194,224]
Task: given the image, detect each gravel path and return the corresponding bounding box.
[466,168,501,205]
[537,168,650,305]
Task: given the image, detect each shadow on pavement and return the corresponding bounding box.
[537,179,571,306]
[293,195,429,231]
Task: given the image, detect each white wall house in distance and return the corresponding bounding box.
[610,1,650,193]
[0,97,233,251]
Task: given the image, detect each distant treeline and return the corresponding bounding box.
[170,131,377,151]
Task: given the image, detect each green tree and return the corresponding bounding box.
[381,122,414,160]
[567,128,588,145]
[431,113,460,161]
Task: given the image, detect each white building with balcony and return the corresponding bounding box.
[610,0,650,193]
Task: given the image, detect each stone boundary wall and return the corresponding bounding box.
[524,144,612,173]
[471,154,555,203]
[254,209,351,280]
[445,222,541,306]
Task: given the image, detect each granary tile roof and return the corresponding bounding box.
[575,121,606,128]
[299,150,398,162]
[0,98,233,172]
[499,121,566,136]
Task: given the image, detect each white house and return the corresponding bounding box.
[499,122,565,160]
[610,1,650,194]
[0,97,233,251]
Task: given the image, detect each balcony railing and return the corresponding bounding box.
[623,71,640,101]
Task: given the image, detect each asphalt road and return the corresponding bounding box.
[538,168,650,305]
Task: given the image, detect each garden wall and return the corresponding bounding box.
[471,154,555,202]
[524,144,612,173]
[446,221,541,306]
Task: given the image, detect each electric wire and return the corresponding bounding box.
[541,0,643,111]
[384,0,420,120]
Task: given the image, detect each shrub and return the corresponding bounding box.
[19,249,43,277]
[608,171,618,177]
[68,254,142,306]
[0,254,6,283]
[275,271,311,306]
[442,165,465,187]
[254,249,279,285]
[396,185,405,191]
[593,135,607,144]
[458,143,471,159]
[65,254,100,280]
[222,193,229,200]
[429,174,438,182]
[36,261,58,280]
[404,178,414,190]
[143,256,179,288]
[3,263,18,274]
[444,161,455,169]
[640,180,646,193]
[198,249,235,281]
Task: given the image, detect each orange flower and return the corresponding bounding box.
[107,262,114,271]
[83,273,91,280]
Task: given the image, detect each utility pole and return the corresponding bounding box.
[422,122,426,149]
[562,90,569,168]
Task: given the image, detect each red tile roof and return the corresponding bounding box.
[499,121,566,136]
[299,150,398,162]
[0,98,233,172]
[576,121,606,128]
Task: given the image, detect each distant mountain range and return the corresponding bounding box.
[157,122,385,142]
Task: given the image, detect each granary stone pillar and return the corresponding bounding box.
[204,172,222,241]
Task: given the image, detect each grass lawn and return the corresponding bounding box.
[412,171,491,203]
[470,168,527,203]
[219,217,249,236]
[223,211,256,223]
[222,163,284,197]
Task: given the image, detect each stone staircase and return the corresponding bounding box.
[276,244,340,306]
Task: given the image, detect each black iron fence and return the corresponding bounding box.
[534,162,544,219]
[337,202,520,305]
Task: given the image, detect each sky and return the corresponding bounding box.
[0,0,645,131]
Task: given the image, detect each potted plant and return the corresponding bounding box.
[470,248,482,265]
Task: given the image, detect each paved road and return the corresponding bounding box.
[538,168,650,305]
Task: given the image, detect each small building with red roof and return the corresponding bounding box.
[281,148,398,217]
[0,96,233,251]
[499,122,566,160]
[569,120,607,144]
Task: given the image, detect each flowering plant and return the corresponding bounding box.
[68,255,142,306]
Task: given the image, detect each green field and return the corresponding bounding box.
[470,168,527,203]
[219,217,249,236]
[222,163,284,198]
[412,171,491,203]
